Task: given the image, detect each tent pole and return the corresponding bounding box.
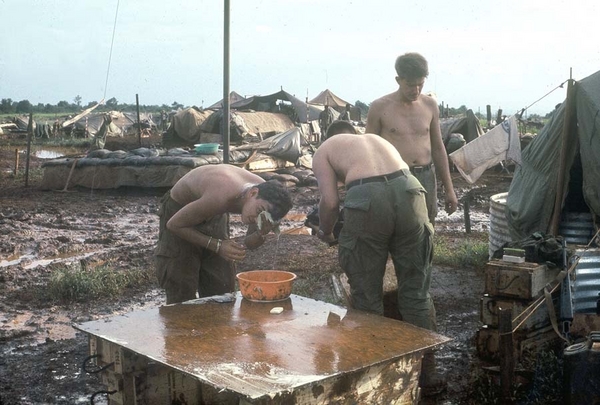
[222,0,231,164]
[549,70,575,235]
[136,94,141,148]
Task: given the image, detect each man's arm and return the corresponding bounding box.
[166,196,221,245]
[428,99,458,214]
[312,149,340,243]
[167,196,247,261]
[365,100,382,135]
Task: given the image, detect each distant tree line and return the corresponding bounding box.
[0,96,550,122]
[0,96,185,116]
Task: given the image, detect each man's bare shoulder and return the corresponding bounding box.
[421,93,439,111]
[371,91,398,106]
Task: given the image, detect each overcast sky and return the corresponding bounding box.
[1,0,598,116]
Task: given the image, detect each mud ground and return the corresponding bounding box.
[0,143,513,405]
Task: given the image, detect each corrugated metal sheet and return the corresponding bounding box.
[489,192,511,259]
[559,212,595,245]
[570,248,600,313]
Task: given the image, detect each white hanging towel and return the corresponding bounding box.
[449,115,521,184]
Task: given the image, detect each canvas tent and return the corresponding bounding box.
[308,89,351,110]
[209,89,323,124]
[164,107,215,144]
[65,111,156,138]
[506,69,600,240]
[206,91,247,110]
[200,110,295,141]
[440,109,484,145]
[309,89,362,121]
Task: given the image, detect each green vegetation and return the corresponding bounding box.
[434,233,489,268]
[47,264,154,303]
[467,349,563,404]
[0,166,44,184]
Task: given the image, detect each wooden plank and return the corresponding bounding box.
[132,352,423,405]
[499,308,515,403]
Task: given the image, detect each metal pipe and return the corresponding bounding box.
[222,0,231,164]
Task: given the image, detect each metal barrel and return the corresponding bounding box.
[488,192,511,259]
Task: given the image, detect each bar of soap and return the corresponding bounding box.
[270,307,284,314]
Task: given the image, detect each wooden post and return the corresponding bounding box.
[13,148,19,175]
[496,109,503,125]
[136,94,142,148]
[499,307,515,403]
[549,72,576,235]
[25,112,33,187]
[486,105,492,128]
[464,191,471,234]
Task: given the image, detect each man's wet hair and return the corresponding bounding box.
[255,180,293,221]
[325,120,357,139]
[395,52,429,80]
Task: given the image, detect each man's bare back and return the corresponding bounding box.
[170,165,263,211]
[314,133,409,186]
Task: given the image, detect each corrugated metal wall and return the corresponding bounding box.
[570,248,600,313]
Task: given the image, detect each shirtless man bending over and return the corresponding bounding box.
[366,52,457,223]
[154,165,293,304]
[312,133,445,395]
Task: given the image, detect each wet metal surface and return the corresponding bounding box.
[75,293,450,399]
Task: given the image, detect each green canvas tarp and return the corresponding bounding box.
[506,69,600,240]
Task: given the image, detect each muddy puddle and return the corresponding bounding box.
[0,144,84,162]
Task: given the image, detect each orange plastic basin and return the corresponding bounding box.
[236,270,297,302]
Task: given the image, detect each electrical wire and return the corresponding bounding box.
[517,79,569,116]
[103,0,121,102]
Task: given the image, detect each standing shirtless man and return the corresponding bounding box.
[366,52,457,222]
[155,165,293,304]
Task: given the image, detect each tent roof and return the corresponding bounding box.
[206,91,247,110]
[308,89,351,108]
[209,89,322,123]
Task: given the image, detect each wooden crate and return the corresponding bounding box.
[484,260,560,299]
[476,325,561,362]
[479,294,559,331]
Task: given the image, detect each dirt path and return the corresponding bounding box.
[0,146,513,404]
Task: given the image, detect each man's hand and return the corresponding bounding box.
[218,240,247,262]
[445,189,459,215]
[244,231,265,250]
[317,230,338,246]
